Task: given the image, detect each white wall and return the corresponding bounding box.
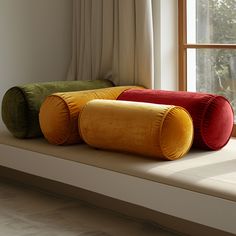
[154,0,178,90]
[0,0,73,128]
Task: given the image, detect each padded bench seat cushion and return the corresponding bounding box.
[39,86,142,145]
[118,89,234,150]
[1,79,114,138]
[79,100,193,160]
[0,129,236,202]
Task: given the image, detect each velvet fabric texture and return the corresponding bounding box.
[39,86,143,145]
[79,100,193,160]
[2,80,114,138]
[118,89,234,150]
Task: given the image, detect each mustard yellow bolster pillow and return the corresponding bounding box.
[79,100,194,160]
[39,86,143,145]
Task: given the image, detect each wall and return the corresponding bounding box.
[154,0,178,90]
[0,0,72,128]
[0,0,178,129]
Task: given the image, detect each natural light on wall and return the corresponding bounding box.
[186,0,236,122]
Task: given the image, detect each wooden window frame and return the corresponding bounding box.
[178,0,236,137]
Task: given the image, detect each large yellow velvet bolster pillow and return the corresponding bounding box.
[79,100,194,160]
[39,86,142,145]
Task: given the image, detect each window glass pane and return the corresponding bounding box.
[187,0,236,44]
[187,48,236,121]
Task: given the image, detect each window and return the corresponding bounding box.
[179,0,236,136]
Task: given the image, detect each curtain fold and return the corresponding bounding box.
[67,0,156,88]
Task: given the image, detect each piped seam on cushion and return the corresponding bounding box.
[200,96,216,149]
[192,94,214,149]
[16,87,31,138]
[159,106,193,161]
[173,107,194,158]
[158,106,176,161]
[2,87,28,138]
[47,94,72,145]
[78,100,91,144]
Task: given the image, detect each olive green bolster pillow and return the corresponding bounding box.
[1,79,114,138]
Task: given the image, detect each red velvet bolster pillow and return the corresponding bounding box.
[117,90,234,150]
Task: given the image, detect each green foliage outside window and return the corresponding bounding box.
[196,0,236,118]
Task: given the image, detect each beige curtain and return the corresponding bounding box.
[67,0,156,88]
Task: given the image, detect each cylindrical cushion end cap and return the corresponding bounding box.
[39,95,76,145]
[160,107,194,160]
[1,87,29,138]
[201,96,234,150]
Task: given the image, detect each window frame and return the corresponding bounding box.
[178,0,236,137]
